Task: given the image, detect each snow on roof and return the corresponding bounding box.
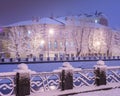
[40,17,63,25]
[88,22,107,28]
[5,17,63,27]
[4,15,108,28]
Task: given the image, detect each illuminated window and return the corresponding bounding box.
[71,42,74,47]
[48,41,51,49]
[60,42,63,48]
[54,41,57,48]
[66,41,68,47]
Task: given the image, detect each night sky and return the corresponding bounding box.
[0,0,120,28]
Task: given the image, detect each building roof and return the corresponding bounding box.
[4,13,108,28]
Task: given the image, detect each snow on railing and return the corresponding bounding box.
[30,71,61,93]
[106,66,120,84]
[0,72,16,96]
[73,69,95,87]
[0,61,120,95]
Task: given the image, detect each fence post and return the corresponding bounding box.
[94,60,107,86]
[14,64,30,96]
[60,62,73,91]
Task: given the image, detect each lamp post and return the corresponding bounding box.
[40,39,45,49]
[48,28,54,57]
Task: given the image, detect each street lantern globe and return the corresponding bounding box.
[95,41,101,46]
[49,28,54,35]
[40,40,45,45]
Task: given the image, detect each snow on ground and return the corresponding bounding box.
[71,88,120,96]
[30,83,120,96]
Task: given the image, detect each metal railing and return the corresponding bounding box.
[0,63,120,95]
[0,72,16,96]
[106,66,120,84]
[0,56,120,64]
[73,69,95,87]
[31,72,61,93]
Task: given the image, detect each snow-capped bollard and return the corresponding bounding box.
[94,60,107,86]
[14,63,31,96]
[60,62,73,90]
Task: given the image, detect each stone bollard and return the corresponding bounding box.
[60,62,73,90]
[14,63,32,96]
[94,60,107,86]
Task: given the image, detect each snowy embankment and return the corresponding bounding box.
[71,88,120,96]
[30,83,120,96]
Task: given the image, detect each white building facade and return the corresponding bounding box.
[1,13,120,58]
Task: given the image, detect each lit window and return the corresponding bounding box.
[48,41,51,49]
[54,41,57,48]
[60,42,63,48]
[66,41,68,47]
[71,42,74,47]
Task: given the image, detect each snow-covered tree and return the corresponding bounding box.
[8,26,28,58]
[8,24,45,58]
[111,31,120,56]
[26,24,45,57]
[69,16,90,57]
[68,15,110,57]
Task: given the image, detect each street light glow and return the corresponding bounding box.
[40,39,45,45]
[95,41,100,46]
[49,28,54,35]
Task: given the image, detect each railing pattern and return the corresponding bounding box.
[30,72,61,93]
[0,72,16,96]
[73,69,95,87]
[106,67,120,84]
[0,65,120,95]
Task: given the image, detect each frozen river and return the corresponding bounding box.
[0,60,120,72]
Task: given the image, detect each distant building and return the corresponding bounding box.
[0,12,120,58]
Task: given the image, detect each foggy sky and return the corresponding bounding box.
[0,0,120,28]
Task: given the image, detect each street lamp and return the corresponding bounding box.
[49,28,54,35]
[48,28,54,57]
[40,39,45,46]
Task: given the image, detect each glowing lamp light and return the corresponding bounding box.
[94,41,101,50]
[49,28,54,35]
[28,30,31,34]
[95,19,98,23]
[40,40,45,45]
[95,41,100,46]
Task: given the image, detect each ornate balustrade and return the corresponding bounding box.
[30,71,61,93]
[73,69,95,87]
[0,62,120,95]
[106,66,120,84]
[0,72,16,96]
